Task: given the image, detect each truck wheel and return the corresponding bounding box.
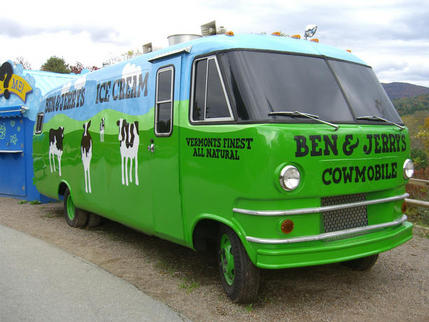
[218,225,260,303]
[64,188,88,228]
[342,254,379,271]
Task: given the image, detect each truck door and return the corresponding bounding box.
[149,58,183,242]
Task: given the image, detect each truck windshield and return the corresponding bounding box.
[217,50,402,124]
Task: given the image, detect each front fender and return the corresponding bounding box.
[190,213,258,265]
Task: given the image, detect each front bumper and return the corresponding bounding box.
[250,219,412,269]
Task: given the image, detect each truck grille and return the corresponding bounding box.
[321,193,368,233]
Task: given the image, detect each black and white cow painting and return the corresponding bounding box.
[117,119,139,186]
[81,121,92,193]
[100,117,105,142]
[49,127,64,176]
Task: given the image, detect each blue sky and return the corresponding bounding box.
[1,0,428,86]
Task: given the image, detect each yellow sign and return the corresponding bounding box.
[0,74,33,103]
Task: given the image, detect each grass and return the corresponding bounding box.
[155,259,176,275]
[178,277,200,293]
[18,200,41,205]
[406,206,429,238]
[406,207,429,228]
[245,303,254,312]
[155,258,201,293]
[40,213,58,219]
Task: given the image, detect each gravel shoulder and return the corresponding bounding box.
[0,197,428,321]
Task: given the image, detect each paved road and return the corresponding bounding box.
[0,224,188,322]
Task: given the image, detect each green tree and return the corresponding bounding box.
[393,94,429,116]
[41,56,71,74]
[411,148,428,169]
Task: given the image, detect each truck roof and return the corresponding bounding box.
[46,34,366,91]
[40,33,368,108]
[146,33,367,66]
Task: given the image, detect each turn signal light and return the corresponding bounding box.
[346,49,352,53]
[310,38,319,43]
[225,31,235,36]
[272,31,281,36]
[291,34,301,39]
[281,219,294,234]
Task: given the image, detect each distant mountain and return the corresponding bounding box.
[382,82,429,100]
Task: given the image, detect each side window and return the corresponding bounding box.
[155,66,174,136]
[193,59,207,121]
[35,113,44,134]
[191,56,233,122]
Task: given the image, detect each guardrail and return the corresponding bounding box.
[405,178,429,208]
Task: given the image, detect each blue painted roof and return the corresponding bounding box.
[145,33,367,65]
[23,70,77,96]
[38,34,370,125]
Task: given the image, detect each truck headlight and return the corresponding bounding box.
[280,165,300,191]
[403,159,414,179]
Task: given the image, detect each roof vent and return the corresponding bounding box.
[143,43,153,53]
[201,20,226,36]
[167,34,201,46]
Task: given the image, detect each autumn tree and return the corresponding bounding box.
[69,62,84,74]
[416,116,429,152]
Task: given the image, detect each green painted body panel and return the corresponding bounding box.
[34,109,155,234]
[33,104,186,243]
[33,38,413,270]
[34,101,412,268]
[178,105,412,268]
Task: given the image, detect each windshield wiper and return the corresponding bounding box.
[268,111,339,131]
[356,115,405,130]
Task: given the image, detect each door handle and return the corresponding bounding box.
[147,143,155,153]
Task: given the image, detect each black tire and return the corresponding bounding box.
[87,213,103,228]
[63,188,88,228]
[342,254,379,271]
[218,225,260,303]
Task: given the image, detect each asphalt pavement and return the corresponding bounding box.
[0,224,188,322]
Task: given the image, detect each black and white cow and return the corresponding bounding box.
[49,127,64,176]
[81,121,92,193]
[117,119,139,186]
[100,117,105,142]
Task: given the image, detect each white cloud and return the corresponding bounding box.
[0,0,427,86]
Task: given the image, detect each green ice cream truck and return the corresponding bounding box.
[33,30,413,303]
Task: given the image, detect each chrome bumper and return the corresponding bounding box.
[246,215,408,244]
[233,193,409,216]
